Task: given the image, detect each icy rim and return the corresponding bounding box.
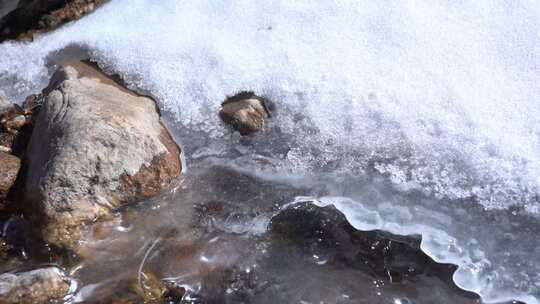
[0,0,539,303]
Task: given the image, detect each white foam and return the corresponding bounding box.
[0,0,539,302]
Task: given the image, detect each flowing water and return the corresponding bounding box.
[0,0,539,303]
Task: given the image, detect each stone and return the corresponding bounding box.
[0,267,70,304]
[0,152,20,204]
[0,0,19,21]
[0,0,105,42]
[0,133,15,153]
[0,0,65,40]
[2,114,26,133]
[23,61,182,248]
[219,92,271,135]
[0,97,9,113]
[269,201,460,283]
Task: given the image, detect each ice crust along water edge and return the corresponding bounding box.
[0,0,539,303]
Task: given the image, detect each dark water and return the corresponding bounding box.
[57,163,480,304]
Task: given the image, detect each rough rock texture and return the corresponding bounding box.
[269,201,480,301]
[0,133,15,153]
[0,267,70,304]
[219,92,271,136]
[0,152,20,205]
[0,0,106,42]
[0,95,41,156]
[23,61,181,248]
[38,0,105,30]
[0,97,7,110]
[0,0,65,39]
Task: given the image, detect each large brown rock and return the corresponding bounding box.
[23,61,182,248]
[0,152,20,204]
[0,267,71,304]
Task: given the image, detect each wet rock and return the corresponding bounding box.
[0,102,38,157]
[0,267,71,304]
[0,0,105,42]
[20,94,41,116]
[0,242,23,274]
[2,115,25,134]
[23,61,182,248]
[269,201,460,283]
[0,97,9,113]
[0,102,35,133]
[161,281,185,303]
[0,152,20,205]
[41,0,104,30]
[0,0,65,40]
[0,1,19,20]
[0,134,15,153]
[219,91,271,135]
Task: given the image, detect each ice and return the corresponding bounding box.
[0,0,539,302]
[309,195,540,304]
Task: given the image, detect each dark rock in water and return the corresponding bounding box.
[0,133,15,154]
[0,216,51,264]
[22,61,182,249]
[219,91,272,136]
[36,0,105,31]
[0,0,66,40]
[269,201,475,289]
[1,216,31,251]
[0,0,105,42]
[0,1,19,20]
[0,266,71,303]
[0,152,20,206]
[163,283,185,301]
[1,115,25,134]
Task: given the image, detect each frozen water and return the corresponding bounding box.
[0,0,539,303]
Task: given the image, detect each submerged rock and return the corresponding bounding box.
[23,61,182,248]
[0,267,71,304]
[0,152,20,206]
[219,92,272,136]
[269,201,475,289]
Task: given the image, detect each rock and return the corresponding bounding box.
[0,267,71,303]
[0,97,9,113]
[0,0,65,40]
[0,152,20,204]
[0,0,19,21]
[269,201,458,283]
[0,102,37,156]
[0,133,15,153]
[2,115,26,133]
[0,0,105,42]
[219,92,271,135]
[23,61,182,248]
